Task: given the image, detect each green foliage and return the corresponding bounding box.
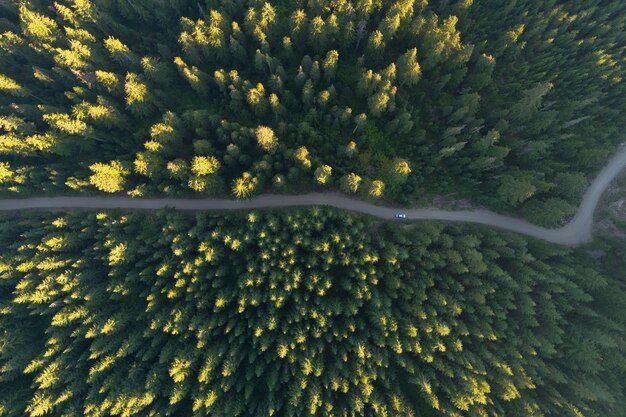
[0,0,625,217]
[497,174,537,206]
[521,198,577,227]
[0,211,624,417]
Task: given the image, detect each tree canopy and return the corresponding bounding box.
[0,209,624,417]
[1,2,625,416]
[0,0,623,221]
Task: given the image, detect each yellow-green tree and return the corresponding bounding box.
[20,5,59,44]
[397,48,421,87]
[88,161,129,193]
[104,36,136,65]
[322,50,339,81]
[394,159,411,175]
[314,165,332,185]
[124,73,153,116]
[167,159,189,180]
[0,74,27,97]
[191,156,220,176]
[0,162,14,184]
[295,146,311,169]
[232,172,258,199]
[95,70,121,93]
[341,172,362,193]
[369,180,385,197]
[345,141,357,157]
[173,56,208,94]
[255,126,278,151]
[43,113,89,136]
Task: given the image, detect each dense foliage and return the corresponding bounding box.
[1,209,624,417]
[2,1,625,416]
[0,0,624,221]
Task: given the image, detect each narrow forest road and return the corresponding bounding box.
[1,145,626,245]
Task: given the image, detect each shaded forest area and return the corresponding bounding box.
[0,0,624,225]
[0,209,624,417]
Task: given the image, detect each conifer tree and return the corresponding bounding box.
[232,172,258,199]
[88,161,129,193]
[255,126,278,152]
[314,165,332,185]
[368,179,385,197]
[341,172,362,193]
[0,0,624,222]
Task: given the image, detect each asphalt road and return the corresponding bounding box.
[1,144,625,245]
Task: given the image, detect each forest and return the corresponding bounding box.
[0,0,624,224]
[0,209,625,417]
[1,1,626,417]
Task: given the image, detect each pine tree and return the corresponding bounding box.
[88,161,129,193]
[368,180,385,197]
[294,146,311,169]
[341,173,362,193]
[124,73,154,116]
[0,162,14,184]
[497,175,537,206]
[191,156,220,176]
[397,48,421,87]
[314,165,332,185]
[0,74,27,97]
[255,126,278,152]
[232,172,258,199]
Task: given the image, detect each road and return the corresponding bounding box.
[1,144,625,245]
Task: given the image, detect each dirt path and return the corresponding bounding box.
[1,144,625,246]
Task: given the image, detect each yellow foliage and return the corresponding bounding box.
[108,243,127,265]
[255,125,277,151]
[25,393,54,417]
[169,357,191,383]
[104,36,130,54]
[277,344,289,358]
[89,161,128,193]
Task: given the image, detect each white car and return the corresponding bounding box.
[395,213,407,219]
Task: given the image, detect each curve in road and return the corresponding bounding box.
[1,144,625,246]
